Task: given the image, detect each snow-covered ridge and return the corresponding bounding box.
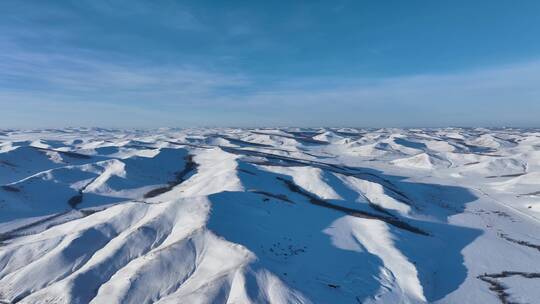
[0,127,539,303]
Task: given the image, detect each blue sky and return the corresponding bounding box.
[1,0,539,127]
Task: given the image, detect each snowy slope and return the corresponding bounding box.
[0,128,539,304]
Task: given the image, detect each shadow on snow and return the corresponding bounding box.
[207,160,481,303]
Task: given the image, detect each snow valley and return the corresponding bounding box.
[0,127,539,304]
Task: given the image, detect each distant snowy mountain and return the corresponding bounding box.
[0,128,539,304]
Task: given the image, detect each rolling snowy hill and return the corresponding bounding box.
[0,127,539,304]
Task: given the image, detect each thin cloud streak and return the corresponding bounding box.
[0,47,249,104]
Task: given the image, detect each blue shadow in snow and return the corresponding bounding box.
[207,161,481,303]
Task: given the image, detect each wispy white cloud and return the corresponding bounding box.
[200,60,539,127]
[2,53,538,127]
[216,59,540,108]
[0,46,248,103]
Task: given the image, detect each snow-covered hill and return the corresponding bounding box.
[0,128,539,304]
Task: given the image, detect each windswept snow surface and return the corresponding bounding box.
[0,127,539,304]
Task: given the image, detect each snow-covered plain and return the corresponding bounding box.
[0,127,539,304]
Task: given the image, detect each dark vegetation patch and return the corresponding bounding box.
[277,177,430,236]
[486,173,527,179]
[1,185,20,192]
[35,147,92,159]
[267,241,306,258]
[333,130,363,138]
[473,209,518,223]
[491,211,516,222]
[498,232,540,252]
[219,136,273,148]
[67,175,101,209]
[251,131,329,145]
[0,205,111,244]
[393,138,427,150]
[238,168,256,175]
[0,210,72,243]
[123,144,158,150]
[80,209,101,216]
[518,191,540,197]
[478,272,540,304]
[58,150,92,159]
[366,200,396,218]
[0,160,17,167]
[166,141,210,149]
[144,155,198,198]
[68,192,83,208]
[492,136,520,145]
[250,190,294,204]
